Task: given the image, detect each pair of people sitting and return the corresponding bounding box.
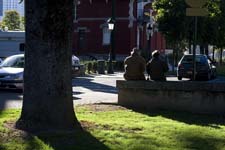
[124,48,169,81]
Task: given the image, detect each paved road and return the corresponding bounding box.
[0,73,124,109]
[0,72,224,109]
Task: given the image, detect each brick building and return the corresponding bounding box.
[73,0,137,59]
[137,0,166,54]
[73,0,166,59]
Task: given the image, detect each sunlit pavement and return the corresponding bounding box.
[0,72,225,109]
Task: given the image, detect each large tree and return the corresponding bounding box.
[16,0,79,131]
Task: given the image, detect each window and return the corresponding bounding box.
[78,29,86,50]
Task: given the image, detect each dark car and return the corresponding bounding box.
[177,54,217,80]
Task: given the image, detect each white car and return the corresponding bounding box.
[72,55,80,72]
[0,54,80,89]
[0,54,24,89]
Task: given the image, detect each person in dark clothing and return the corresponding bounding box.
[124,48,146,80]
[146,50,169,81]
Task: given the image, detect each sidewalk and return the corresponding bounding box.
[0,72,124,109]
[72,72,124,105]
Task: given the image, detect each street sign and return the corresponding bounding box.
[186,8,208,16]
[185,0,207,8]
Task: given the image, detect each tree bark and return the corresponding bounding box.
[16,0,78,131]
[220,47,223,65]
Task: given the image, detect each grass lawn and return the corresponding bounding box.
[0,104,225,150]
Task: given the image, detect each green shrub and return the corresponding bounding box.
[84,60,124,73]
[92,61,97,73]
[87,62,92,73]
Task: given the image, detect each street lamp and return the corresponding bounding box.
[107,18,115,74]
[108,18,115,30]
[146,23,153,60]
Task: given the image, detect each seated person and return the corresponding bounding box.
[146,50,169,81]
[124,47,146,80]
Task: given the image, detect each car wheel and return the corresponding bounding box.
[178,76,182,80]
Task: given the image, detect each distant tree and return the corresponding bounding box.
[214,0,225,64]
[153,0,225,55]
[152,0,188,43]
[20,16,25,30]
[2,10,21,30]
[152,0,190,66]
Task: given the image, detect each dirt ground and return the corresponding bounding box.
[1,104,127,141]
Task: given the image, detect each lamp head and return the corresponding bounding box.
[107,18,115,30]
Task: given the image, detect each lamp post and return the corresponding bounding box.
[146,23,153,60]
[111,0,116,60]
[145,9,155,60]
[107,18,115,74]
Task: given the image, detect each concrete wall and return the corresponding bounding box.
[116,80,225,114]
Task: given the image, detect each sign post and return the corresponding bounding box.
[185,0,208,80]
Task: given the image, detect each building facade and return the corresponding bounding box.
[0,0,24,21]
[73,0,166,59]
[73,0,137,59]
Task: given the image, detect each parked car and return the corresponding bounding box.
[72,55,81,76]
[177,54,217,80]
[0,58,2,64]
[0,54,24,89]
[0,54,80,90]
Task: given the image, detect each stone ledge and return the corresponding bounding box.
[116,80,225,114]
[116,80,225,92]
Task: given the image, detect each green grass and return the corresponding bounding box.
[217,65,225,76]
[0,105,225,150]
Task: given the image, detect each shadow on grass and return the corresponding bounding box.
[33,128,109,150]
[0,145,4,150]
[129,107,225,128]
[100,103,225,128]
[176,130,225,150]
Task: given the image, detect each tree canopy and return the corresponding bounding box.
[152,0,225,49]
[1,10,21,30]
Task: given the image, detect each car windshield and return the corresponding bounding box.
[0,55,24,68]
[181,55,207,64]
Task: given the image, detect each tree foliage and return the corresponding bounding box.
[2,10,21,30]
[152,0,225,49]
[16,0,79,131]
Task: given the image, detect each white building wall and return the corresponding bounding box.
[0,31,25,58]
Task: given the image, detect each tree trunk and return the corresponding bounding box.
[220,47,223,65]
[200,45,204,54]
[16,0,78,131]
[204,44,208,56]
